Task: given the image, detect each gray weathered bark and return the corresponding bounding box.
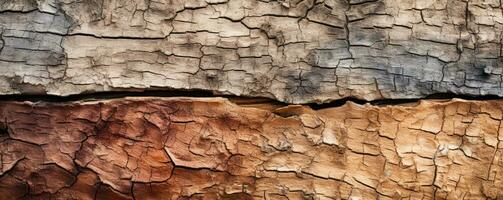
[1,0,502,103]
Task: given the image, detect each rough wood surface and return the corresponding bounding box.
[1,0,503,103]
[0,97,502,199]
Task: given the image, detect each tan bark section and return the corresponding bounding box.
[0,97,501,199]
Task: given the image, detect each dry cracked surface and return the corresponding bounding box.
[0,97,501,199]
[1,0,503,103]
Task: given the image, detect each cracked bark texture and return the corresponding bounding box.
[1,0,503,103]
[0,97,502,199]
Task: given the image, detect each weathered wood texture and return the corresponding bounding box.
[1,0,503,103]
[0,97,501,199]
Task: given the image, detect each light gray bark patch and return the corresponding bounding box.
[61,0,104,26]
[0,10,70,66]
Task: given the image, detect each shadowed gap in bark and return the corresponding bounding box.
[0,90,502,110]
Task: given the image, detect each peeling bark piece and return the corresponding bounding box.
[1,0,503,103]
[0,97,502,199]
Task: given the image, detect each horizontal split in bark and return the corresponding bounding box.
[1,90,503,109]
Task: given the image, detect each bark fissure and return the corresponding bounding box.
[1,91,503,109]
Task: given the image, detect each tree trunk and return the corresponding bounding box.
[0,0,502,199]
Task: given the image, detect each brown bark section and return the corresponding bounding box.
[0,97,501,199]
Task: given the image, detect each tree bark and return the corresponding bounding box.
[0,98,502,199]
[1,0,502,103]
[1,0,503,199]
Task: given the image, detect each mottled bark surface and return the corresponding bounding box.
[1,0,503,103]
[2,0,503,199]
[0,97,502,199]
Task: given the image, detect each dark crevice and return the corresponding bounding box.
[0,90,502,110]
[306,97,368,109]
[29,31,167,40]
[307,93,503,110]
[0,122,8,135]
[0,89,216,102]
